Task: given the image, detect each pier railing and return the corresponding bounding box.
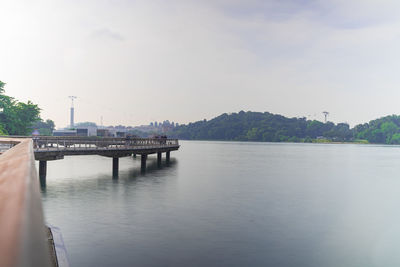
[33,137,179,151]
[0,138,51,267]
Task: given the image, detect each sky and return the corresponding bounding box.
[1,0,400,128]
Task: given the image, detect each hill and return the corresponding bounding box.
[167,111,400,144]
[168,111,352,142]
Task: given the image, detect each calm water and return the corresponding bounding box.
[41,141,400,267]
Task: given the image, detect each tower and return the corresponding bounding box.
[69,96,77,128]
[322,111,329,123]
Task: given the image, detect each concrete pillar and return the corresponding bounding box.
[157,152,162,167]
[166,151,170,163]
[39,161,47,178]
[39,161,47,187]
[141,154,147,172]
[112,157,119,177]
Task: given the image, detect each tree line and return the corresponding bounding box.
[167,111,400,144]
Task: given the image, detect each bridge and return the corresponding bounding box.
[33,136,180,182]
[0,136,180,267]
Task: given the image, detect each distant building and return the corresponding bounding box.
[76,128,88,136]
[86,126,98,136]
[97,129,110,137]
[72,126,98,137]
[53,130,77,136]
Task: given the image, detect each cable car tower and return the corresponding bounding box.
[322,111,329,123]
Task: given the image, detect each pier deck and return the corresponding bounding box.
[34,137,179,160]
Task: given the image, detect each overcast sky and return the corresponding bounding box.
[1,0,400,128]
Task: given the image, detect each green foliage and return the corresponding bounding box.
[246,128,260,141]
[169,112,400,144]
[390,133,400,144]
[0,124,7,135]
[169,111,354,142]
[32,119,56,136]
[0,80,44,135]
[354,115,400,144]
[0,81,5,94]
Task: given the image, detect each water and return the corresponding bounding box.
[41,141,400,267]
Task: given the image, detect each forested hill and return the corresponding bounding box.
[169,111,353,142]
[168,111,400,144]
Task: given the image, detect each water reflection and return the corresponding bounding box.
[40,156,178,196]
[124,158,177,180]
[39,175,46,190]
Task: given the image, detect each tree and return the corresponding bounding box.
[381,121,398,143]
[33,119,56,136]
[390,133,400,144]
[0,81,5,94]
[306,120,325,137]
[353,115,400,144]
[13,101,41,135]
[246,128,260,141]
[0,81,42,135]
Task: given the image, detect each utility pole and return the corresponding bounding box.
[322,111,329,123]
[69,96,77,128]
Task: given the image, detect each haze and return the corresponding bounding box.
[1,0,400,128]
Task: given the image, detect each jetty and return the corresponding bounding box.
[33,136,180,180]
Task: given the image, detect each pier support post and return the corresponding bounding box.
[166,151,170,164]
[112,157,119,177]
[39,161,47,178]
[39,161,47,187]
[141,154,147,172]
[157,152,162,167]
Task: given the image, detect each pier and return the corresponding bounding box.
[33,136,180,181]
